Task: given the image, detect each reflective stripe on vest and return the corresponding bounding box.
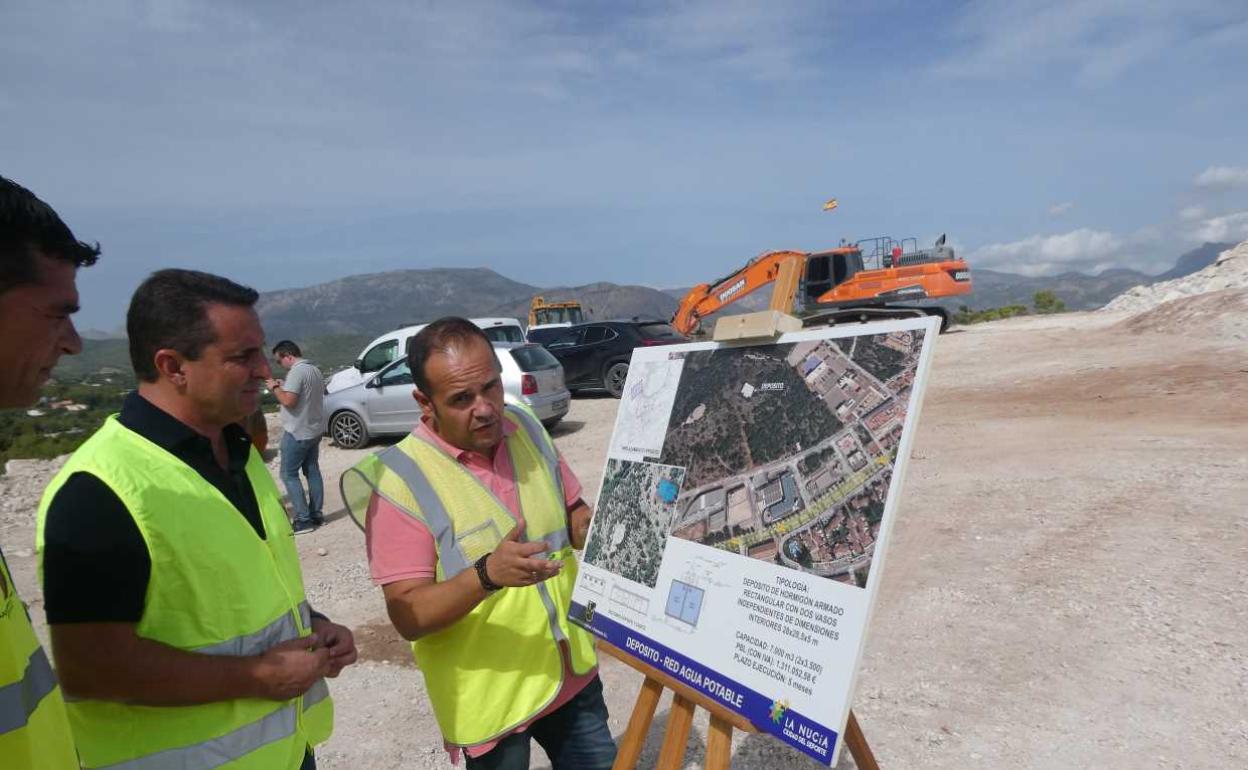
[506,406,564,504]
[0,646,56,735]
[95,702,298,770]
[378,432,571,644]
[192,601,313,657]
[372,406,572,576]
[1,545,76,769]
[376,446,472,576]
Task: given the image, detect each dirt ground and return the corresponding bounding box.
[5,309,1246,769]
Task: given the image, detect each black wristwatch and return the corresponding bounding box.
[474,553,502,592]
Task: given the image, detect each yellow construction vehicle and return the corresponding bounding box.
[529,296,586,329]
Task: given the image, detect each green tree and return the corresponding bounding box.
[1033,290,1067,314]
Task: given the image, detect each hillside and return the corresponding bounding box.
[937,266,1152,311]
[255,267,538,339]
[54,333,374,379]
[51,338,132,379]
[488,282,679,322]
[1153,241,1232,281]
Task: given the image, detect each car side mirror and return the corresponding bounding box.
[366,376,381,389]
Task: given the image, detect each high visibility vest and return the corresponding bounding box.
[35,417,334,770]
[341,406,596,746]
[0,549,77,768]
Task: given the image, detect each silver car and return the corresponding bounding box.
[325,342,570,449]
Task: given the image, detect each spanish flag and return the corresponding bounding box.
[822,198,838,211]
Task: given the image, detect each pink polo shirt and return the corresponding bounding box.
[364,415,597,763]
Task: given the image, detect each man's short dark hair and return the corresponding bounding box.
[408,317,495,396]
[0,176,100,293]
[128,269,259,382]
[272,340,301,359]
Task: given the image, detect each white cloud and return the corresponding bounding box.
[1193,166,1248,191]
[970,228,1125,276]
[1188,211,1248,242]
[1180,206,1207,222]
[1048,201,1074,217]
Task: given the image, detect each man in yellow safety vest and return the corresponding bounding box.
[0,175,99,769]
[342,317,617,769]
[38,268,355,769]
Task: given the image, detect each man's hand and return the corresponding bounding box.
[568,500,592,550]
[485,527,563,588]
[311,617,358,677]
[265,377,282,391]
[252,634,332,700]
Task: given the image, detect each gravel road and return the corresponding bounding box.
[3,309,1245,769]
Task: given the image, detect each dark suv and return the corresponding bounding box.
[528,320,686,397]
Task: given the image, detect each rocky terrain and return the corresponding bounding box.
[1102,240,1248,315]
[4,255,1247,768]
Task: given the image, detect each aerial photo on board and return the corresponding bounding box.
[661,329,926,588]
[582,459,687,588]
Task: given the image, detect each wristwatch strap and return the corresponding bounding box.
[475,553,502,592]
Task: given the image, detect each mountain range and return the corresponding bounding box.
[256,241,1231,340]
[64,242,1232,376]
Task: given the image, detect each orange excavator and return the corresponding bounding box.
[672,235,971,336]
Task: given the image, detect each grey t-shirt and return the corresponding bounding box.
[279,359,326,440]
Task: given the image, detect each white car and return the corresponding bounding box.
[325,317,526,394]
[325,342,569,449]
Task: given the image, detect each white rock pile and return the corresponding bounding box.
[1102,240,1248,314]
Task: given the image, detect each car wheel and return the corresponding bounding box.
[541,416,563,430]
[604,362,629,398]
[330,411,369,449]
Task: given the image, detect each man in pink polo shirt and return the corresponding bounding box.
[358,317,615,769]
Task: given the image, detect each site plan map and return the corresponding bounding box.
[570,317,939,765]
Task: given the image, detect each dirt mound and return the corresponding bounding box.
[1115,286,1248,340]
[1102,240,1248,313]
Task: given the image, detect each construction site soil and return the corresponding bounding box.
[3,305,1245,769]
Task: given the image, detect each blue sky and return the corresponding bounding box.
[4,0,1248,330]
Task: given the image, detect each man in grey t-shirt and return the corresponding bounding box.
[267,340,326,534]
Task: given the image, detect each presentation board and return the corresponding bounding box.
[570,316,939,765]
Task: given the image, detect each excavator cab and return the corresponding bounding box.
[802,248,864,305]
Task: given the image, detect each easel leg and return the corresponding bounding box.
[705,714,734,770]
[656,694,696,770]
[613,677,664,770]
[844,710,880,770]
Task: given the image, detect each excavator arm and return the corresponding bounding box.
[672,250,808,336]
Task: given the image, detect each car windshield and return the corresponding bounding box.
[637,322,685,340]
[509,344,561,371]
[482,325,525,343]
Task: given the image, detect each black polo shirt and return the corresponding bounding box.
[42,392,266,624]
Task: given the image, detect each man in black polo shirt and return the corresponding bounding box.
[39,269,356,770]
[42,391,278,624]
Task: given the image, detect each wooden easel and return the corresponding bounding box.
[605,309,882,768]
[601,642,878,769]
